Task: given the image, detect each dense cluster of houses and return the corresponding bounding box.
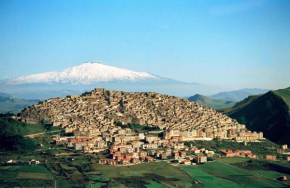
[20,88,263,142]
[52,125,290,166]
[17,88,272,166]
[51,127,290,164]
[99,142,210,166]
[52,126,212,165]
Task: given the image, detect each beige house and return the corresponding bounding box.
[265,155,276,160]
[195,155,207,164]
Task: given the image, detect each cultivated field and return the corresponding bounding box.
[1,157,290,188]
[179,165,242,188]
[198,161,286,187]
[0,165,54,188]
[88,162,192,187]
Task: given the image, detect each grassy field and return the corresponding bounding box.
[87,160,289,188]
[16,165,53,180]
[253,170,290,180]
[271,160,290,168]
[0,165,54,187]
[180,165,242,188]
[89,162,192,187]
[197,161,287,188]
[0,165,53,180]
[57,179,77,188]
[87,182,107,188]
[218,157,250,164]
[1,156,290,188]
[0,166,20,181]
[198,161,252,176]
[179,161,289,188]
[145,181,168,188]
[19,165,52,174]
[221,157,290,175]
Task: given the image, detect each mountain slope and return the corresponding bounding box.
[1,62,160,85]
[218,95,261,115]
[0,93,39,114]
[0,116,43,151]
[211,88,268,102]
[224,88,290,145]
[188,94,236,109]
[0,62,223,99]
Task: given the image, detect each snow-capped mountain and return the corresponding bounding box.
[0,62,223,100]
[2,62,160,85]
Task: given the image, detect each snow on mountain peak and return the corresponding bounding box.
[2,62,159,85]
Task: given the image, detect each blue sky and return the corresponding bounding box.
[0,0,289,90]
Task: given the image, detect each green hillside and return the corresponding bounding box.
[0,116,44,151]
[188,94,236,109]
[218,95,261,114]
[224,88,290,145]
[0,116,45,136]
[273,88,290,110]
[0,93,39,114]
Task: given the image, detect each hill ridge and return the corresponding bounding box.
[211,88,268,102]
[19,88,255,140]
[224,88,290,145]
[188,94,236,110]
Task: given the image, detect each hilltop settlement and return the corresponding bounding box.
[16,88,268,165]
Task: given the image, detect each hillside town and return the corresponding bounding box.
[50,124,288,166]
[49,125,267,166]
[17,88,267,166]
[20,88,263,141]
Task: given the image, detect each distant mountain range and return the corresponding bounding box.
[188,94,236,109]
[211,88,269,102]
[0,93,39,114]
[219,87,290,145]
[187,88,269,110]
[0,62,223,99]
